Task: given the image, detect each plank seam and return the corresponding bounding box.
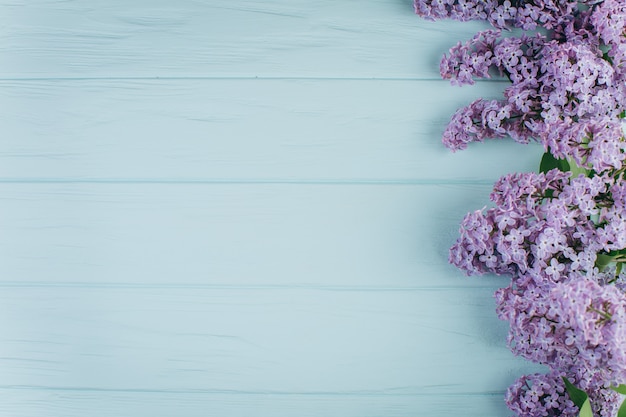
[0,178,496,186]
[0,76,511,83]
[0,282,502,291]
[0,385,506,396]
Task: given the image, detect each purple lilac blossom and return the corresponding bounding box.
[428,1,626,163]
[495,278,626,387]
[441,99,526,150]
[439,30,500,86]
[450,168,626,415]
[414,0,580,30]
[506,371,621,417]
[591,0,626,47]
[542,118,626,173]
[414,1,626,415]
[448,170,626,280]
[505,372,578,417]
[440,35,626,163]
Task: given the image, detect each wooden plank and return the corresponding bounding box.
[0,287,540,407]
[0,0,491,79]
[0,79,543,181]
[0,3,542,417]
[0,390,512,417]
[0,182,512,287]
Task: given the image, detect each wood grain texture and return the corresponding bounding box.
[0,0,492,79]
[0,391,518,417]
[0,287,522,392]
[0,79,542,182]
[0,183,492,286]
[0,1,543,416]
[0,183,545,416]
[0,286,540,417]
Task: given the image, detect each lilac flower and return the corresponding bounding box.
[441,99,514,150]
[506,371,622,417]
[496,278,626,387]
[414,0,580,30]
[441,98,542,151]
[591,0,626,46]
[414,2,626,416]
[433,15,626,163]
[542,118,626,173]
[448,169,626,280]
[439,30,500,86]
[505,372,578,417]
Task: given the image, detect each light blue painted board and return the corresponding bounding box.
[0,287,525,392]
[0,391,516,417]
[0,0,491,79]
[0,183,510,287]
[0,79,543,181]
[0,286,541,417]
[0,183,544,416]
[0,0,546,416]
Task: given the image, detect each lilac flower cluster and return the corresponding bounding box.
[449,167,626,415]
[497,276,626,376]
[421,0,626,173]
[505,371,621,417]
[415,0,579,30]
[413,1,626,415]
[414,0,623,32]
[505,372,578,417]
[449,170,626,280]
[439,33,626,171]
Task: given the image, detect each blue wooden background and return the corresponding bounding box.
[0,1,548,416]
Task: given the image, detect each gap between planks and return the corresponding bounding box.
[0,385,506,396]
[0,76,511,83]
[0,282,501,291]
[0,178,497,186]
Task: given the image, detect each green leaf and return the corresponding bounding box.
[563,378,594,417]
[579,399,594,417]
[596,253,617,271]
[563,377,589,409]
[617,397,626,417]
[567,158,590,178]
[601,45,614,65]
[610,384,626,395]
[540,151,570,174]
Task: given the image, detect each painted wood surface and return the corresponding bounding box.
[0,1,545,416]
[0,0,491,79]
